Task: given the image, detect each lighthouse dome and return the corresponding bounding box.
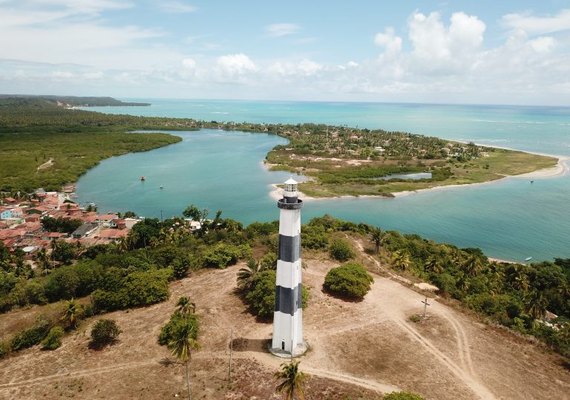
[284,178,298,196]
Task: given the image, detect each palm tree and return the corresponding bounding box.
[525,289,548,320]
[61,299,80,329]
[275,360,307,400]
[391,250,411,271]
[35,248,51,275]
[176,296,196,315]
[462,255,483,277]
[168,320,199,400]
[424,256,443,274]
[237,259,263,291]
[370,227,384,254]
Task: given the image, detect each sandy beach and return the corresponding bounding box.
[268,156,569,201]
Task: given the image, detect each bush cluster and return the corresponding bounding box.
[90,319,121,349]
[323,262,373,300]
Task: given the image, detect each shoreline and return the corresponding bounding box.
[267,155,568,201]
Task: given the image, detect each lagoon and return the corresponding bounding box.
[77,100,570,262]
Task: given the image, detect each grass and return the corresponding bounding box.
[293,148,557,198]
[0,96,557,195]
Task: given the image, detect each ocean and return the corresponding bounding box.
[76,99,570,262]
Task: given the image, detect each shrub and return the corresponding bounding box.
[0,341,9,358]
[244,270,309,318]
[158,313,199,346]
[92,269,171,313]
[329,239,355,262]
[90,319,121,349]
[41,326,64,350]
[202,243,244,268]
[11,318,51,351]
[323,262,373,300]
[245,270,276,318]
[384,392,425,400]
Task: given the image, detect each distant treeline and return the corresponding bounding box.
[0,95,149,107]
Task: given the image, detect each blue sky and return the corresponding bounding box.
[1,0,570,105]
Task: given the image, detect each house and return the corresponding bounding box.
[97,229,128,242]
[44,232,67,240]
[71,223,99,239]
[97,214,118,227]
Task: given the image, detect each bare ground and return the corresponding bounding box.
[0,250,569,399]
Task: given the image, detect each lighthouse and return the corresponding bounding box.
[270,178,307,357]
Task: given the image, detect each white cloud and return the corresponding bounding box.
[409,11,485,63]
[158,1,196,13]
[268,59,322,77]
[216,54,257,75]
[529,36,557,53]
[374,27,402,54]
[502,9,570,35]
[266,23,300,37]
[182,58,196,69]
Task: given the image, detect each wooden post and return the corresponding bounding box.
[421,297,431,319]
[228,329,233,384]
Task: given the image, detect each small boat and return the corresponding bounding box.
[140,176,145,182]
[159,185,164,190]
[524,256,533,262]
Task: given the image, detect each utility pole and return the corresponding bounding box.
[421,297,431,319]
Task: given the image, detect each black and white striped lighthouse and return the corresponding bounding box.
[270,178,306,357]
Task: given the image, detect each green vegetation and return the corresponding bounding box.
[90,319,121,349]
[323,262,374,300]
[10,316,51,351]
[329,238,355,262]
[41,326,64,350]
[274,360,307,400]
[0,97,188,192]
[159,297,200,400]
[41,216,83,234]
[0,96,556,196]
[0,95,150,107]
[383,392,425,400]
[264,123,557,197]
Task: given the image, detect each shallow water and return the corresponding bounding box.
[77,100,570,262]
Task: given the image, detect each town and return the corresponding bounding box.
[0,186,146,266]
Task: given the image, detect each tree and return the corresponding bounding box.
[90,319,121,349]
[275,360,307,400]
[370,227,384,254]
[237,259,263,291]
[391,250,411,271]
[328,239,354,262]
[176,296,196,315]
[41,326,64,350]
[245,270,277,318]
[323,262,373,300]
[167,316,199,400]
[182,204,203,221]
[51,240,77,265]
[61,298,82,330]
[525,289,548,320]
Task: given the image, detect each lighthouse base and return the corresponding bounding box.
[269,340,309,358]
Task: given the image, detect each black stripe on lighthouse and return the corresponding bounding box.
[278,234,301,263]
[274,284,303,315]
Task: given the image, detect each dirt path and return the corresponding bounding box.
[36,158,54,171]
[1,246,568,399]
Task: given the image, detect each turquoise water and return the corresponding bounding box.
[78,100,570,262]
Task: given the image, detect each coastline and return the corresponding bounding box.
[267,155,568,201]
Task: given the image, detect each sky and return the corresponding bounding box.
[1,0,570,105]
